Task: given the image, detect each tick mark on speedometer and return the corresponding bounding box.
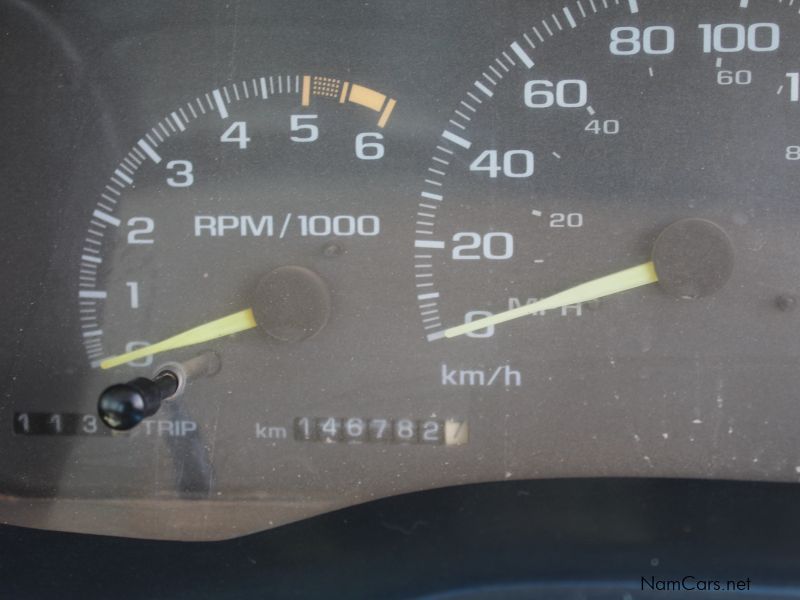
[442,130,472,150]
[415,240,446,249]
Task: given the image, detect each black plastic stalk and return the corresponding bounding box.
[97,372,178,431]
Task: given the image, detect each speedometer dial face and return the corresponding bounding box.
[417,0,800,343]
[413,1,800,477]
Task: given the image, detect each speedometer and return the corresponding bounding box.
[418,1,800,343]
[412,0,800,478]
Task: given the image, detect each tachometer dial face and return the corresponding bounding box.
[82,75,398,372]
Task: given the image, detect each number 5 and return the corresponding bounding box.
[290,114,319,142]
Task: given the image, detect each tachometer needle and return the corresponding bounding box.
[100,308,257,370]
[444,261,659,339]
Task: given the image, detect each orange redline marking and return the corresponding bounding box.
[347,84,386,112]
[301,75,311,106]
[377,98,396,128]
[339,81,350,104]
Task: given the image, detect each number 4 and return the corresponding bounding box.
[220,121,250,149]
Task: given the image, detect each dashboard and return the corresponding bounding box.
[2,0,800,596]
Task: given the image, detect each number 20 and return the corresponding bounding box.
[451,232,514,260]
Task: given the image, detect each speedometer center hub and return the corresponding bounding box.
[652,218,734,300]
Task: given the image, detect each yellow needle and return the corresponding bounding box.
[444,261,659,339]
[100,308,258,370]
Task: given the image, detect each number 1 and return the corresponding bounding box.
[126,282,139,309]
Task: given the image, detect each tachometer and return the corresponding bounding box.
[83,75,396,372]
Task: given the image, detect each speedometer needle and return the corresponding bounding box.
[444,218,735,340]
[100,309,257,370]
[444,262,659,339]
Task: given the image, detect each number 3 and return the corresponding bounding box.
[166,160,194,187]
